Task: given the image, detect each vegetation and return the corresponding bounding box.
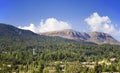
[0,23,120,73]
[0,40,120,73]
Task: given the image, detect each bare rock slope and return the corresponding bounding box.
[40,29,120,45]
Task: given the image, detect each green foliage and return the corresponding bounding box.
[94,62,102,73]
[1,23,120,72]
[43,68,49,73]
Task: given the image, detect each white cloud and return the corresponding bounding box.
[18,23,38,33]
[18,18,71,33]
[85,12,120,37]
[39,18,71,32]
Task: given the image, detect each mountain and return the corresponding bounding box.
[0,23,85,47]
[40,29,90,41]
[40,29,120,45]
[87,32,119,45]
[0,23,119,45]
[0,23,37,37]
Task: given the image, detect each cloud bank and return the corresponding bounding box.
[85,12,120,37]
[19,18,71,33]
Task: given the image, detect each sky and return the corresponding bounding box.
[0,0,120,40]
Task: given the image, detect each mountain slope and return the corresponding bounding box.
[87,32,119,45]
[0,23,37,37]
[40,29,90,41]
[40,29,120,45]
[0,23,119,45]
[0,23,82,48]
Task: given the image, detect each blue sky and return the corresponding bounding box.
[0,0,120,40]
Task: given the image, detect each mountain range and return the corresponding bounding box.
[0,23,120,45]
[40,29,120,45]
[0,23,79,46]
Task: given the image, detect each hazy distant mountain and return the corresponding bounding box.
[40,29,120,45]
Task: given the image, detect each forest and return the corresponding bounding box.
[0,23,120,73]
[1,40,120,73]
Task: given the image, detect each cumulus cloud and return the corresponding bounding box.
[18,18,71,33]
[18,24,38,33]
[85,12,120,36]
[39,18,71,32]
